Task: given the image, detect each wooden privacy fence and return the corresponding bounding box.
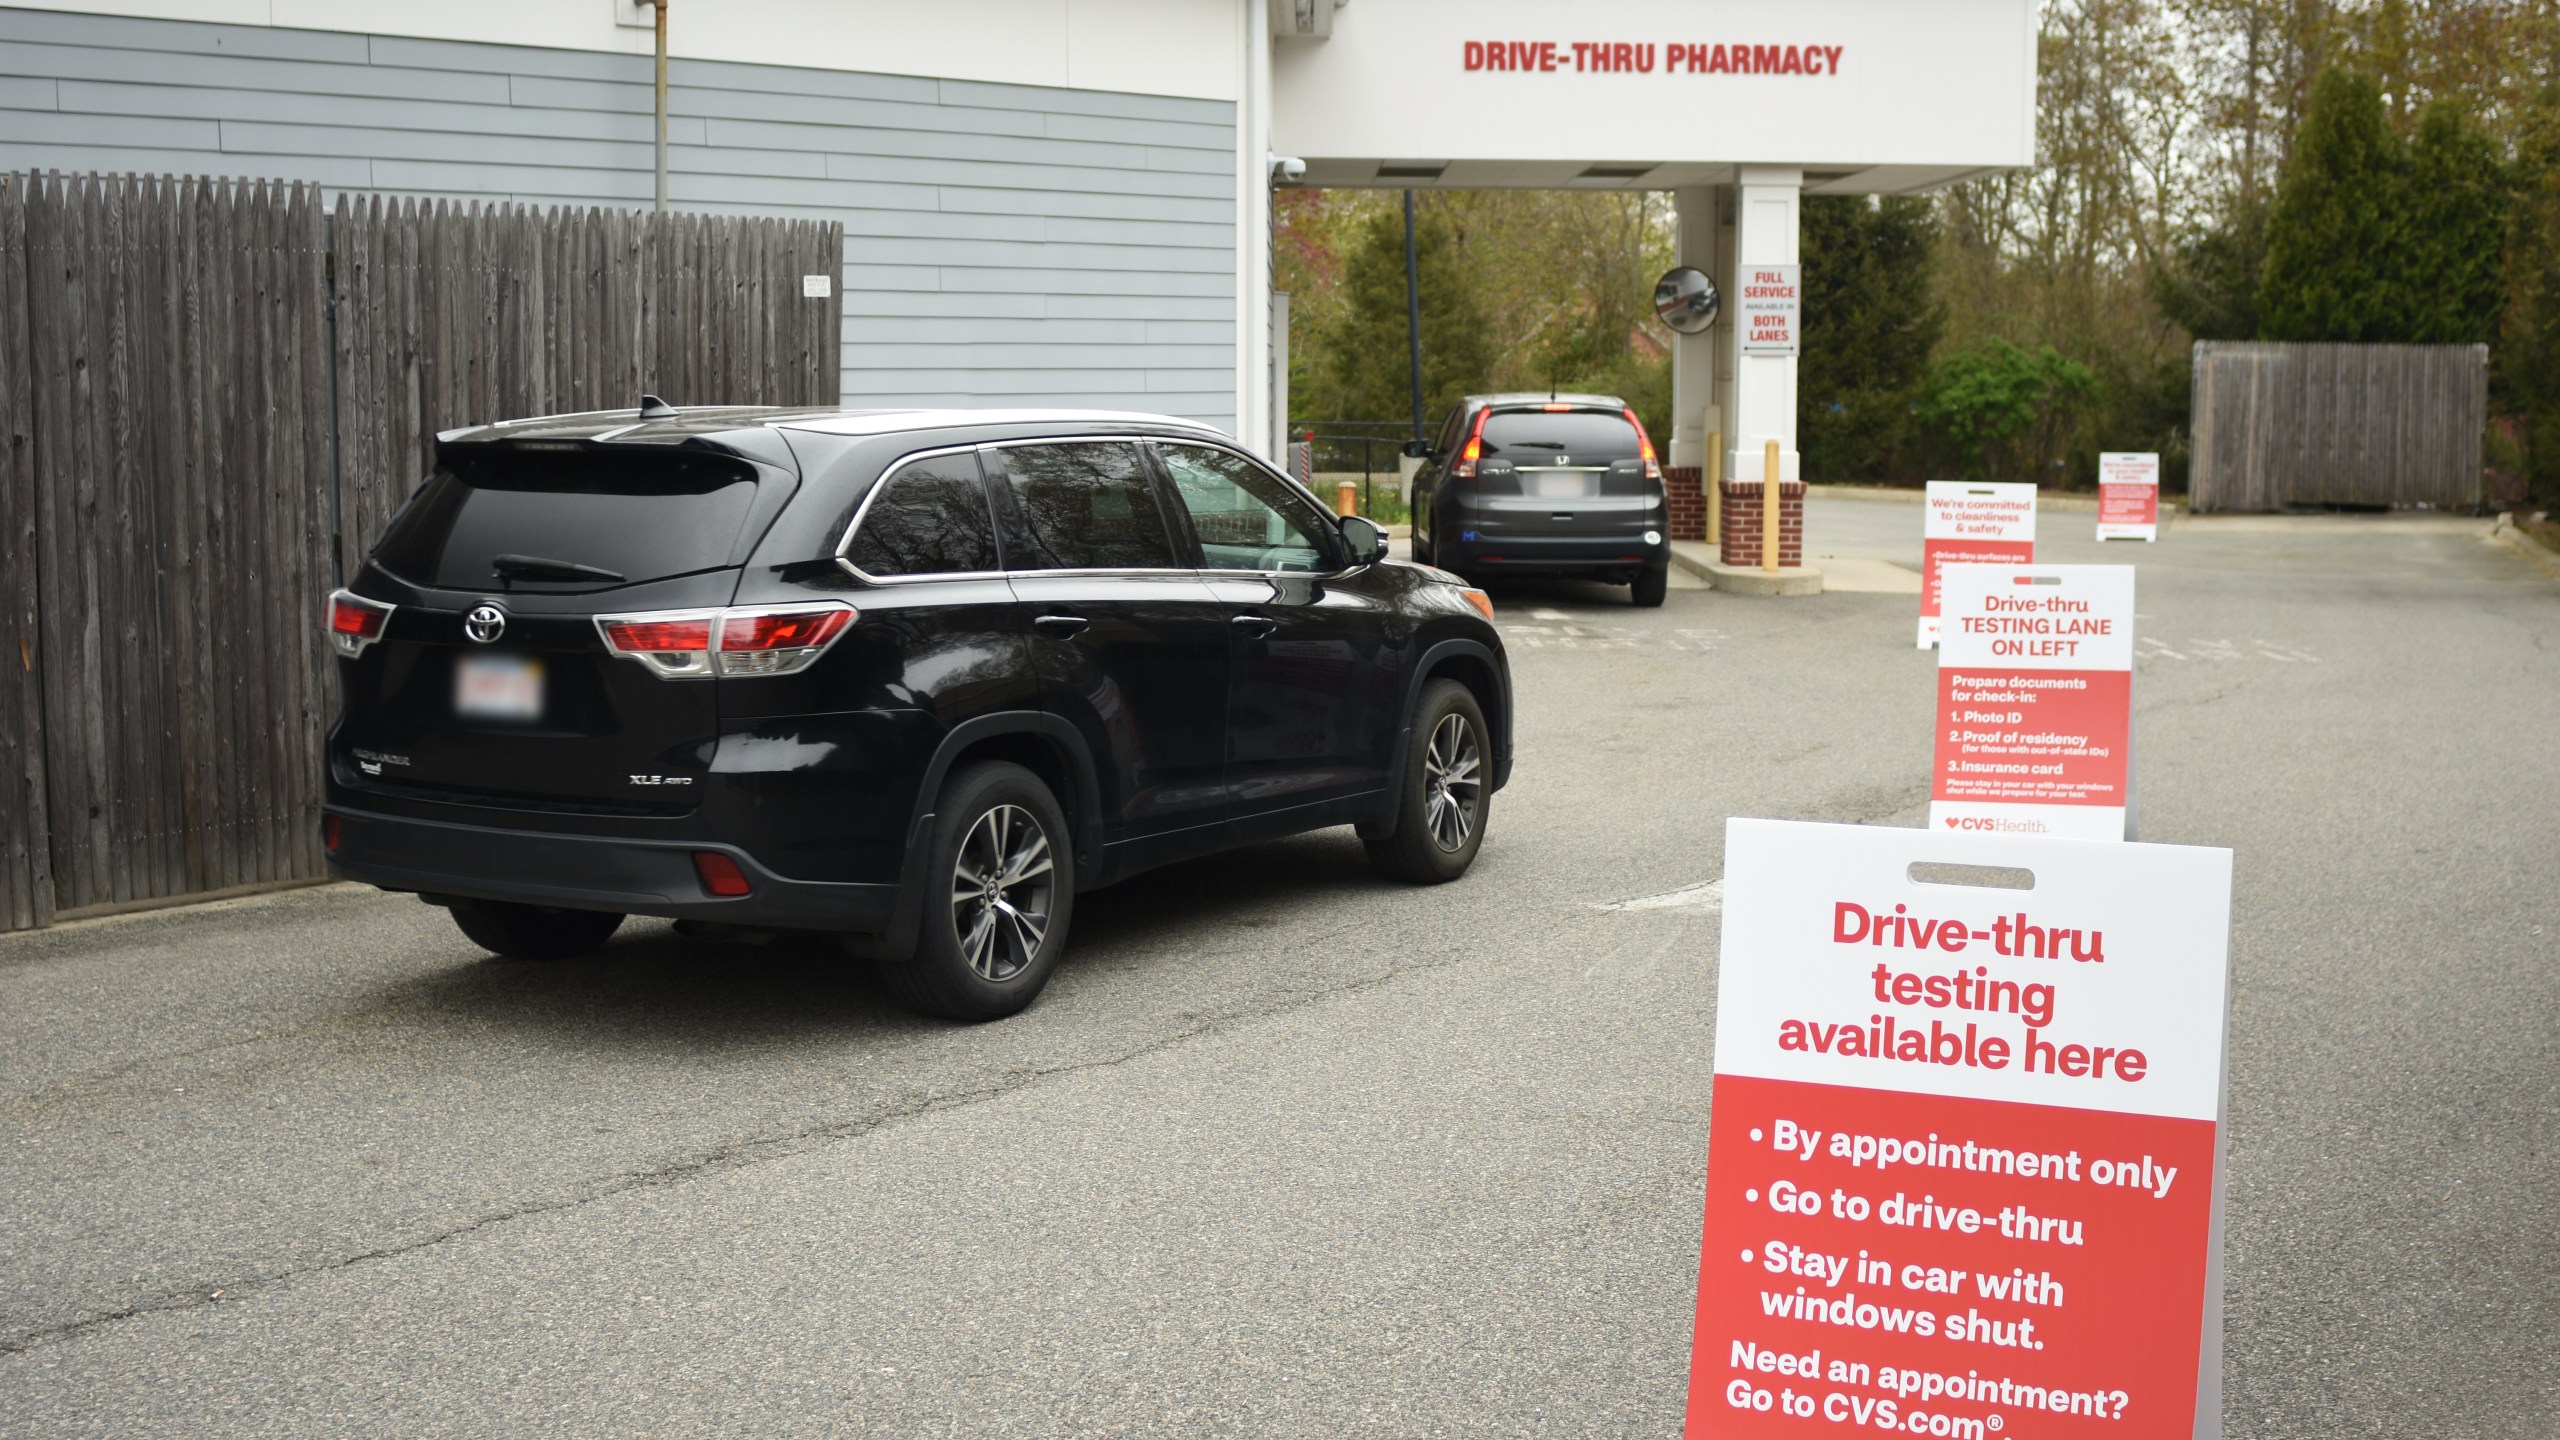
[0,171,843,931]
[2188,341,2488,512]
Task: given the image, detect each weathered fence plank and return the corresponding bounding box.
[2190,341,2488,512]
[4,172,842,929]
[0,176,51,931]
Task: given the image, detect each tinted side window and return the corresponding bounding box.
[1158,444,1332,573]
[996,442,1181,571]
[1479,410,1642,459]
[1435,405,1467,457]
[846,454,999,577]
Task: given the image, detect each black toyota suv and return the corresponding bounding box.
[1407,393,1672,605]
[322,404,1511,1020]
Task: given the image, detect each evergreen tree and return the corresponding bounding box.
[2400,99,2511,345]
[2259,67,2403,341]
[2507,89,2560,506]
[1799,195,1943,479]
[1319,201,1494,428]
[2154,199,2265,342]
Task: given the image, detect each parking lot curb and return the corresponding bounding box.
[1670,542,1824,595]
[2489,513,2560,581]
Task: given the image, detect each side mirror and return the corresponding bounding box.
[1400,439,1433,460]
[1340,514,1390,566]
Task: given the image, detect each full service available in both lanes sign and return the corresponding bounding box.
[1688,819,2233,1440]
[1931,565,2135,842]
[1740,266,1801,357]
[1918,483,2036,649]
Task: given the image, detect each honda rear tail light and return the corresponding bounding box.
[327,589,395,658]
[596,603,856,679]
[1624,407,1663,482]
[1453,409,1490,480]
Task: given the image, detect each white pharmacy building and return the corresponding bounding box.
[0,0,2038,480]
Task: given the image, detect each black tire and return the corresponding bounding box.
[449,900,624,960]
[1361,679,1492,884]
[875,761,1075,1022]
[1631,566,1669,607]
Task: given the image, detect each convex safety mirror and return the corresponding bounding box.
[1653,266,1720,335]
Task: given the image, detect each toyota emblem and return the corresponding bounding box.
[464,604,507,644]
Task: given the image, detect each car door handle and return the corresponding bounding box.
[1231,613,1277,637]
[1033,613,1089,637]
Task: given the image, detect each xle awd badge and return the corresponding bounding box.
[464,604,507,644]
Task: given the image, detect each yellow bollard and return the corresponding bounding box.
[1761,438,1781,574]
[1336,481,1357,518]
[1705,431,1722,553]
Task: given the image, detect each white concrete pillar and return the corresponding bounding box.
[1237,0,1275,459]
[1668,185,1722,468]
[1727,164,1801,484]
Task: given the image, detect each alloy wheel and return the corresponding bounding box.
[949,803,1056,982]
[1422,713,1482,852]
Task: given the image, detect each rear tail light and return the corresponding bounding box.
[1452,408,1490,480]
[322,814,342,853]
[693,851,752,897]
[596,603,856,679]
[1624,407,1663,482]
[327,589,395,658]
[716,608,855,675]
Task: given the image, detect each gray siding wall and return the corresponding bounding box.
[0,6,1239,430]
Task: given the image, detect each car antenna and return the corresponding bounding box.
[637,393,678,420]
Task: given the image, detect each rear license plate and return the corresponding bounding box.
[455,653,544,720]
[1529,470,1594,499]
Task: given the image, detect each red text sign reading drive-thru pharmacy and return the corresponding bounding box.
[1687,819,2232,1440]
[1931,565,2134,842]
[1919,483,2036,648]
[2097,453,2161,542]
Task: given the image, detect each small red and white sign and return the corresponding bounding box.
[2096,453,2160,542]
[1739,265,1800,357]
[1918,482,2035,648]
[1931,564,2134,842]
[1686,818,2232,1440]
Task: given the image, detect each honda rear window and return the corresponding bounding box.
[1478,410,1642,460]
[373,449,761,590]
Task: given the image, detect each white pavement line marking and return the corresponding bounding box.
[1531,608,1570,620]
[1592,878,1724,913]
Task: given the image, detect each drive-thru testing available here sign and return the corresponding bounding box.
[1687,819,2233,1440]
[2096,453,2161,542]
[1931,565,2134,843]
[1919,483,2036,648]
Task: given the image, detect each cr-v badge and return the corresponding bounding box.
[464,604,507,644]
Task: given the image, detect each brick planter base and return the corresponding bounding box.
[1718,479,1806,568]
[1663,465,1707,543]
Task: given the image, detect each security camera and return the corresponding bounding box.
[1269,155,1307,186]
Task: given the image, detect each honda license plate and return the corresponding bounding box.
[455,653,543,721]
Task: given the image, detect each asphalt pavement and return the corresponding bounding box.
[2,494,2554,1437]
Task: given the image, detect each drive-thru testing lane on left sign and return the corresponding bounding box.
[1932,564,2134,842]
[1686,818,2232,1440]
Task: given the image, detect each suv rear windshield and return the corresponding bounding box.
[1478,409,1641,460]
[374,448,762,590]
